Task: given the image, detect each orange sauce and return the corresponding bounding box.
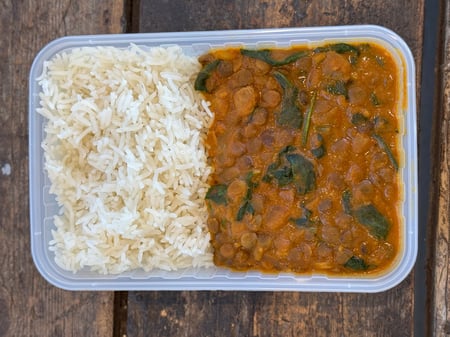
[197,43,401,275]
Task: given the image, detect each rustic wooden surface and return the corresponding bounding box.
[1,0,448,336]
[129,1,426,337]
[433,5,450,336]
[0,0,124,336]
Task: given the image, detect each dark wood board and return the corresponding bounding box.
[0,0,124,336]
[128,1,426,336]
[136,0,423,73]
[431,1,450,334]
[128,279,413,337]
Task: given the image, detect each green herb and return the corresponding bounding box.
[263,148,316,194]
[314,43,360,56]
[263,146,295,184]
[291,206,313,227]
[342,190,352,215]
[351,113,369,126]
[241,49,309,66]
[330,43,360,55]
[279,145,296,155]
[344,256,369,270]
[236,201,255,221]
[273,71,302,128]
[219,219,229,231]
[373,134,399,171]
[370,92,381,106]
[315,124,332,133]
[286,153,316,194]
[311,145,325,159]
[326,80,348,98]
[236,172,258,221]
[354,204,391,240]
[301,91,317,146]
[271,165,293,186]
[194,60,220,92]
[205,184,228,205]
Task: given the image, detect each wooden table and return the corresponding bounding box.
[1,0,448,336]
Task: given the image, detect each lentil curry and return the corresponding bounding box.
[196,42,402,275]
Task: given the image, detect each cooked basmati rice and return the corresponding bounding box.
[38,44,214,274]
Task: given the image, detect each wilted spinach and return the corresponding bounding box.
[314,43,360,56]
[354,204,391,240]
[344,256,369,270]
[205,184,228,205]
[263,146,315,195]
[351,113,369,126]
[291,206,313,228]
[326,80,348,98]
[273,71,302,128]
[341,190,352,215]
[311,145,325,159]
[286,153,316,194]
[241,49,309,66]
[370,92,381,106]
[373,134,399,171]
[236,172,258,221]
[194,59,220,92]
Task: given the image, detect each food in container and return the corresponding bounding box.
[29,25,417,291]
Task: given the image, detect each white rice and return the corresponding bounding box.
[37,44,214,274]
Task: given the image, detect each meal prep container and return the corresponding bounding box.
[29,25,417,291]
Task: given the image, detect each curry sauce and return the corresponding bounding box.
[196,43,402,275]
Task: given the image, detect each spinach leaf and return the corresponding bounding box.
[286,153,316,194]
[241,49,309,66]
[301,91,317,146]
[330,43,360,55]
[273,71,302,128]
[342,190,352,215]
[344,256,369,270]
[271,166,293,186]
[314,43,360,56]
[326,80,348,98]
[351,113,369,126]
[194,60,220,92]
[236,200,255,221]
[354,204,390,240]
[370,92,381,106]
[291,206,313,227]
[311,145,325,159]
[373,134,399,171]
[205,184,228,205]
[263,146,295,184]
[236,172,258,221]
[263,148,316,194]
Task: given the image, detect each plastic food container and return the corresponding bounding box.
[29,25,417,291]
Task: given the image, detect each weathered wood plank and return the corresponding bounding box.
[432,8,450,336]
[0,0,125,336]
[128,277,413,337]
[129,1,424,336]
[138,0,423,74]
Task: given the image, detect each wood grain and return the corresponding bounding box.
[130,1,425,336]
[0,0,124,336]
[128,277,414,337]
[432,7,450,336]
[138,0,423,76]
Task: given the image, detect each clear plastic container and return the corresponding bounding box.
[29,25,417,291]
